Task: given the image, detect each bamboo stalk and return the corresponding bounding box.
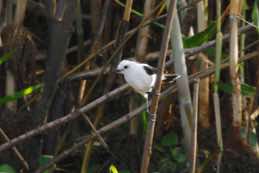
[191,79,199,173]
[170,6,193,157]
[213,2,224,172]
[229,0,242,126]
[14,0,28,26]
[213,0,224,149]
[140,1,177,172]
[197,0,210,128]
[135,0,154,61]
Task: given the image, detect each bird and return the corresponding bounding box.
[116,59,181,111]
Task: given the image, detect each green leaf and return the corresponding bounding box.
[0,51,13,65]
[39,155,54,173]
[0,164,16,173]
[252,1,259,32]
[109,164,119,173]
[0,84,42,105]
[218,82,256,97]
[161,131,178,147]
[183,22,216,48]
[171,148,186,163]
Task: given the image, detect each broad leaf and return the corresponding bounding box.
[218,82,256,97]
[183,22,216,48]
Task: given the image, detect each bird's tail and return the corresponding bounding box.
[162,74,181,83]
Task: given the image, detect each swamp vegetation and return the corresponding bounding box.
[1,0,259,173]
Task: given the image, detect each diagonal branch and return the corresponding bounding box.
[140,1,177,173]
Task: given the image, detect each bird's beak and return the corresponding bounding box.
[116,68,122,73]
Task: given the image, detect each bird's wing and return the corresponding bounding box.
[143,64,157,75]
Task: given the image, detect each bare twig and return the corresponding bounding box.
[0,128,29,170]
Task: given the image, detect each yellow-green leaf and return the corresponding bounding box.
[109,164,119,173]
[0,84,42,105]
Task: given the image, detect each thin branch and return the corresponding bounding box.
[140,1,177,172]
[0,128,29,170]
[81,113,109,150]
[191,79,199,173]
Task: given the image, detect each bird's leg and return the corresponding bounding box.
[146,92,152,115]
[146,98,149,114]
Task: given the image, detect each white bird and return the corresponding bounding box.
[116,59,181,99]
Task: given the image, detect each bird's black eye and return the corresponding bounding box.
[124,65,128,69]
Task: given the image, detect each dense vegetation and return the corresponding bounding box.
[0,0,259,173]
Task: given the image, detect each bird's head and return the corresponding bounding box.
[116,60,133,74]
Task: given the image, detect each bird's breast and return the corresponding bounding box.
[124,71,153,94]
